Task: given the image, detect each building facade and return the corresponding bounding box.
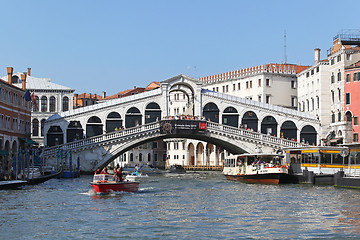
[0,67,32,180]
[2,68,75,146]
[344,60,360,142]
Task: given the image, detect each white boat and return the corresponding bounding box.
[125,172,149,182]
[18,167,42,180]
[223,153,296,184]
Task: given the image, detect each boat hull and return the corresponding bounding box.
[91,181,139,194]
[225,173,296,184]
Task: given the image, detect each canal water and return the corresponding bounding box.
[1,172,360,239]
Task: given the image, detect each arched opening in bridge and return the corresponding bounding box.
[67,121,83,143]
[47,126,63,147]
[196,142,204,166]
[125,107,142,128]
[203,102,219,123]
[188,143,195,166]
[241,111,258,132]
[206,143,215,166]
[300,125,317,145]
[280,121,297,140]
[86,116,103,138]
[222,107,239,127]
[145,102,161,124]
[261,116,278,136]
[106,112,123,133]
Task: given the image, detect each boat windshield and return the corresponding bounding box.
[93,174,114,182]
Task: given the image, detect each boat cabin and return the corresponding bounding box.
[285,146,351,175]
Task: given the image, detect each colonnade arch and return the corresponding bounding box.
[86,116,103,138]
[222,107,239,127]
[203,102,219,123]
[145,102,161,124]
[125,107,142,128]
[106,112,123,133]
[241,111,258,132]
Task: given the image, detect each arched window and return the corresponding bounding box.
[139,153,142,162]
[148,153,151,162]
[41,119,46,136]
[49,96,56,112]
[130,153,133,162]
[41,96,47,112]
[62,96,69,111]
[32,119,39,136]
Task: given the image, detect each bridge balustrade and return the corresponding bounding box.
[43,119,306,158]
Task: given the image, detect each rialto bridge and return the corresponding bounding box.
[42,74,320,171]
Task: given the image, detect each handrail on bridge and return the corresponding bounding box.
[42,119,307,157]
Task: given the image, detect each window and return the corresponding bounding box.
[292,97,296,107]
[250,81,252,88]
[226,85,228,92]
[337,71,341,81]
[337,55,341,62]
[331,113,335,123]
[49,96,56,112]
[154,153,158,162]
[354,73,358,81]
[331,58,335,65]
[311,69,314,75]
[306,72,310,77]
[338,112,342,122]
[246,81,249,88]
[266,79,270,86]
[353,133,359,142]
[216,87,219,92]
[233,84,236,91]
[316,67,319,73]
[311,98,314,111]
[331,91,334,103]
[258,95,261,102]
[331,74,335,83]
[291,81,296,89]
[32,119,39,136]
[265,95,270,104]
[139,153,142,161]
[153,141,158,149]
[130,153,133,161]
[62,96,69,111]
[316,96,319,109]
[354,117,359,126]
[338,88,341,101]
[258,79,261,87]
[41,119,46,136]
[41,96,47,112]
[148,153,151,162]
[346,74,350,82]
[222,86,225,92]
[238,83,240,90]
[346,93,351,105]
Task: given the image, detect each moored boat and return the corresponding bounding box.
[125,172,149,182]
[223,153,296,184]
[90,174,139,194]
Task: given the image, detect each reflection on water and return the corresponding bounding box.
[1,172,360,239]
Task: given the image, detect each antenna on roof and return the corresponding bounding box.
[284,30,287,64]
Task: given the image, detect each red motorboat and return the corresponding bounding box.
[90,174,139,194]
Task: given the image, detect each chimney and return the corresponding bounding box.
[102,91,106,98]
[74,94,78,108]
[21,73,27,90]
[27,68,31,76]
[134,86,136,89]
[314,48,321,64]
[7,67,13,84]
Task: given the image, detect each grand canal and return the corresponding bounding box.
[1,172,360,239]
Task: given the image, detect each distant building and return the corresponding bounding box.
[2,68,75,146]
[199,63,310,109]
[297,30,360,145]
[0,67,32,180]
[73,92,103,109]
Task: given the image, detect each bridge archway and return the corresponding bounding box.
[222,107,239,127]
[261,116,278,136]
[242,111,258,131]
[47,126,63,147]
[86,116,103,138]
[67,121,83,143]
[196,142,204,166]
[300,125,317,145]
[125,107,142,128]
[145,102,161,124]
[280,121,297,140]
[106,112,123,133]
[188,143,195,166]
[203,102,219,123]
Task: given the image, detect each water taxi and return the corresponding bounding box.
[223,153,296,184]
[125,172,149,182]
[284,146,351,184]
[90,174,139,194]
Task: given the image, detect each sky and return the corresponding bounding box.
[1,0,359,96]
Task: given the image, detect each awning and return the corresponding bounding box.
[19,138,39,146]
[0,150,9,156]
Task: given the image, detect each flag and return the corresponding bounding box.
[24,90,31,101]
[31,92,38,110]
